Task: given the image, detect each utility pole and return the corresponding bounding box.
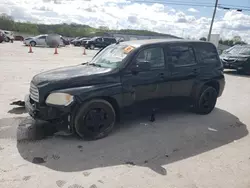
[207,0,218,41]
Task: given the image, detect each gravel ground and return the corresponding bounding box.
[0,42,250,188]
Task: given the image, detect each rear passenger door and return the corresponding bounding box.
[168,43,198,96]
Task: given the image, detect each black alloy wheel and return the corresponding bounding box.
[74,99,116,140]
[194,86,218,115]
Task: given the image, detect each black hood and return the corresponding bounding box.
[32,64,114,89]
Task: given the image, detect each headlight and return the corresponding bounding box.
[46,93,74,106]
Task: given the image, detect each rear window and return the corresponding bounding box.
[194,43,220,64]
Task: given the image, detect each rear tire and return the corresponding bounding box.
[74,99,116,140]
[194,86,218,115]
[5,37,10,42]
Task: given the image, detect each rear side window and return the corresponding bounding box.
[169,45,196,66]
[136,47,165,69]
[96,38,103,42]
[195,43,220,64]
[104,38,116,43]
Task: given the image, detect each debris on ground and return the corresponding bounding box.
[56,180,66,188]
[22,176,31,181]
[90,184,98,188]
[32,157,46,164]
[208,127,218,132]
[125,161,135,166]
[173,148,179,152]
[98,180,104,184]
[52,154,60,160]
[83,171,91,177]
[68,184,84,188]
[10,100,25,106]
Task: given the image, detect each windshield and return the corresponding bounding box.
[90,44,135,68]
[226,46,250,55]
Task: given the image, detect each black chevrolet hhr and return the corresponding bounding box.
[25,39,225,140]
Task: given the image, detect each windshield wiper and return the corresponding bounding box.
[88,63,102,67]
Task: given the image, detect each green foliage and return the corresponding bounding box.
[0,14,172,38]
[199,37,207,41]
[219,39,247,46]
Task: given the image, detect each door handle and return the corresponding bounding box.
[159,73,164,78]
[193,68,198,74]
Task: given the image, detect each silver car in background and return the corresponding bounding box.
[23,34,65,47]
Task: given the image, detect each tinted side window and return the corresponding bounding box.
[96,38,102,42]
[195,43,220,64]
[169,45,196,66]
[136,47,165,69]
[104,38,111,42]
[110,38,116,43]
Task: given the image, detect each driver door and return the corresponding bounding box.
[121,46,168,107]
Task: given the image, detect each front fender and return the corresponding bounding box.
[55,83,123,104]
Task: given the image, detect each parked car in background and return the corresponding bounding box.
[14,35,24,41]
[25,39,225,140]
[84,37,117,49]
[23,34,64,47]
[0,31,4,43]
[70,37,81,45]
[72,37,90,46]
[220,45,250,74]
[1,30,14,42]
[61,36,70,45]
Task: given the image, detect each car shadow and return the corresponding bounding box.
[224,70,250,78]
[14,108,248,175]
[8,107,26,114]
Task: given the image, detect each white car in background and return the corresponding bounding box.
[23,34,64,47]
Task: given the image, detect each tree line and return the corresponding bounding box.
[0,13,170,37]
[199,36,247,46]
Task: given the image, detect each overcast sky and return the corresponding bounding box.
[1,0,250,42]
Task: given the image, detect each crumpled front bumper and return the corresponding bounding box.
[24,95,70,121]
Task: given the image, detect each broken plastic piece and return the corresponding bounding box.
[10,100,25,107]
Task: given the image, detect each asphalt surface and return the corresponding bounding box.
[0,42,250,188]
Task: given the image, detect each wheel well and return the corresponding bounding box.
[204,81,220,94]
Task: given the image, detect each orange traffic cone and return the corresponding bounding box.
[83,47,86,55]
[54,47,58,55]
[28,45,33,53]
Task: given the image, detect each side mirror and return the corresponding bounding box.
[130,61,151,74]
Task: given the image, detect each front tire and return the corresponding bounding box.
[30,41,36,47]
[194,86,218,115]
[74,99,116,140]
